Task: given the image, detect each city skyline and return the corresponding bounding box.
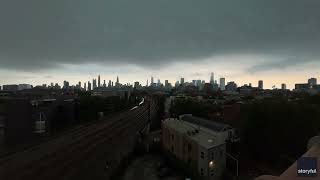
[1,72,318,91]
[0,1,320,89]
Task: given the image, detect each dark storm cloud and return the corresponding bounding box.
[247,56,317,73]
[0,0,319,71]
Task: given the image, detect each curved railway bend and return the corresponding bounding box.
[0,98,159,180]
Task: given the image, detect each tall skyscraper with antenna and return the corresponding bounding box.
[116,76,119,87]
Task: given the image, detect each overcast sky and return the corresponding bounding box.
[0,0,319,89]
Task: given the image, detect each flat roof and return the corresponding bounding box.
[180,115,232,132]
[163,118,225,149]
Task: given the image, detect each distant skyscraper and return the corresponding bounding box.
[151,76,154,84]
[281,83,287,90]
[103,80,106,87]
[258,80,263,89]
[98,75,101,87]
[308,78,317,86]
[54,83,60,89]
[93,79,97,89]
[165,80,169,87]
[192,80,196,86]
[88,81,92,91]
[175,81,180,87]
[63,81,69,89]
[196,80,202,87]
[147,79,149,87]
[134,81,139,88]
[108,80,111,87]
[84,83,87,91]
[157,79,161,86]
[78,81,81,88]
[180,78,184,85]
[220,78,226,91]
[210,73,214,84]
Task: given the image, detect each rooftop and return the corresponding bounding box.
[163,118,225,149]
[179,114,232,132]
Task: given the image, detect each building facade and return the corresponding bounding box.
[220,78,226,91]
[162,118,227,180]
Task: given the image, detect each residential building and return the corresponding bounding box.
[179,114,239,143]
[162,118,226,180]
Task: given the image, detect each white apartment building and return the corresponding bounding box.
[162,118,226,180]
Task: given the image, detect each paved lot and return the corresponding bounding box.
[121,154,182,180]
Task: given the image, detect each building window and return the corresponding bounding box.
[201,152,204,159]
[200,168,204,176]
[211,152,214,160]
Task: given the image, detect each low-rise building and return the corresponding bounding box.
[162,118,227,180]
[18,84,32,91]
[2,85,18,91]
[179,114,239,143]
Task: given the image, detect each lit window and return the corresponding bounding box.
[209,161,215,168]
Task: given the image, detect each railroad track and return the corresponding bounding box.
[0,99,157,180]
